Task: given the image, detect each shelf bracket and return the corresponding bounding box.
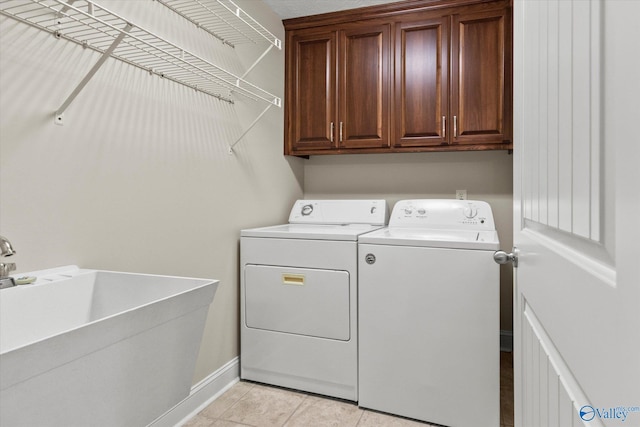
[57,0,77,17]
[55,22,134,125]
[228,103,273,154]
[240,44,274,80]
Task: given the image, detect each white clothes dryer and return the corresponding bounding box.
[240,199,387,401]
[358,199,500,427]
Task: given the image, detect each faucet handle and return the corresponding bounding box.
[0,262,16,278]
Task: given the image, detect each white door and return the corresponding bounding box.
[513,1,640,426]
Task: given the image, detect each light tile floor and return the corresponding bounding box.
[184,352,514,427]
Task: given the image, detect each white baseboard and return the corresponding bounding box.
[149,357,240,427]
[500,329,513,352]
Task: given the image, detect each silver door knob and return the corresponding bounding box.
[493,250,518,267]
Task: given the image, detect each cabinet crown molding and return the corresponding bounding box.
[283,0,511,30]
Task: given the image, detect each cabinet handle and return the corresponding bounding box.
[340,122,343,142]
[442,116,446,139]
[330,122,334,143]
[453,115,458,138]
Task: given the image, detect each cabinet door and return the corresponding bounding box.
[394,17,449,148]
[285,30,337,154]
[451,7,511,145]
[338,24,390,149]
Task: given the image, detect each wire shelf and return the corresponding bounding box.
[0,0,281,106]
[156,0,281,49]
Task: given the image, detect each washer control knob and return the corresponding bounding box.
[301,204,313,216]
[365,253,376,265]
[463,205,478,218]
[417,208,426,215]
[404,209,413,215]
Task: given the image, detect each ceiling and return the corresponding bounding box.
[261,0,406,20]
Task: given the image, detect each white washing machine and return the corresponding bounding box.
[240,199,387,401]
[358,199,500,427]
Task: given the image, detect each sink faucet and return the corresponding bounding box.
[0,235,17,289]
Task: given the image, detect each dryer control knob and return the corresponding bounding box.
[463,205,478,218]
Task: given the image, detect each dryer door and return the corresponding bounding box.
[244,265,350,341]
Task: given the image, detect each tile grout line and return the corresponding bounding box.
[280,391,310,427]
[353,407,366,426]
[213,382,258,426]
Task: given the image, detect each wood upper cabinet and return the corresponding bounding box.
[339,24,390,149]
[285,30,336,152]
[284,0,512,156]
[395,4,512,149]
[285,24,390,155]
[451,7,511,146]
[394,16,449,147]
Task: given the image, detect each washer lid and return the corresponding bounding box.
[241,223,384,241]
[358,227,500,250]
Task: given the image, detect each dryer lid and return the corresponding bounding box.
[241,223,383,241]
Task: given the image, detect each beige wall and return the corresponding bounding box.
[303,151,514,331]
[0,0,304,383]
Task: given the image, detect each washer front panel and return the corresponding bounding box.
[358,243,500,426]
